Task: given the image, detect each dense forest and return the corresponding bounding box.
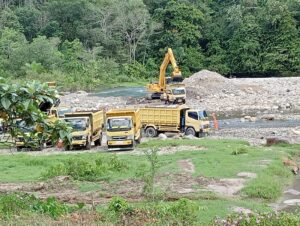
[0,0,299,90]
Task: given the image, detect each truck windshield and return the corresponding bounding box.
[198,111,208,119]
[172,88,185,95]
[107,118,132,131]
[57,108,72,117]
[64,118,87,131]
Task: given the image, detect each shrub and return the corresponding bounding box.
[0,193,72,219]
[108,197,131,214]
[43,155,127,181]
[231,147,248,155]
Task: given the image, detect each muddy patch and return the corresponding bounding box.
[124,145,206,156]
[177,159,195,173]
[207,178,246,197]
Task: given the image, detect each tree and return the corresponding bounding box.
[44,0,89,41]
[0,27,26,59]
[259,0,300,75]
[0,78,71,148]
[15,5,41,41]
[116,0,151,63]
[0,7,22,30]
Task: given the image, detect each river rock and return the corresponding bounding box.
[237,172,257,179]
[158,133,168,140]
[266,137,290,146]
[284,189,300,196]
[76,90,87,95]
[283,199,300,205]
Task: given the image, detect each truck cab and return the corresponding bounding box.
[50,106,73,118]
[63,111,103,150]
[184,109,210,137]
[63,117,92,149]
[163,84,186,104]
[15,119,41,151]
[106,109,141,151]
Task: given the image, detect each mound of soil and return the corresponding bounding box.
[183,70,237,99]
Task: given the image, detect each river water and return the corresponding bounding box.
[91,86,147,98]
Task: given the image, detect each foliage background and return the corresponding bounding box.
[0,0,299,90]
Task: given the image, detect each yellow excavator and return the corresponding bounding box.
[147,48,186,104]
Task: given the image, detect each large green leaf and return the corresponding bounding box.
[1,97,11,110]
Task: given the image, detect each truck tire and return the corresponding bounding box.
[94,137,102,146]
[145,127,157,137]
[86,138,91,150]
[185,127,196,137]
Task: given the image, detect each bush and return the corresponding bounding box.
[102,198,199,226]
[108,197,131,213]
[43,155,127,181]
[231,147,248,155]
[0,193,72,219]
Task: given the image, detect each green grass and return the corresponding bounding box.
[242,160,293,200]
[0,139,298,224]
[0,142,13,149]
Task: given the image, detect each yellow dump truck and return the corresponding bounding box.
[106,109,142,151]
[140,106,210,137]
[49,106,73,118]
[15,115,58,151]
[64,111,103,150]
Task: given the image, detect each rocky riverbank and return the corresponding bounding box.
[59,70,300,145]
[184,70,300,116]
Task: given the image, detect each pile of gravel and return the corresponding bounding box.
[183,70,238,98]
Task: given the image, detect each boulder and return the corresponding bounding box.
[266,137,290,146]
[158,133,168,140]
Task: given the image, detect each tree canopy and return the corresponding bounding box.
[0,0,299,90]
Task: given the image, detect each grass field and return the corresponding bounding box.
[0,139,299,224]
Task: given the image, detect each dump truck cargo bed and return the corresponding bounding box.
[140,106,186,127]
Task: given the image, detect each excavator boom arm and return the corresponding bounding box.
[158,48,182,89]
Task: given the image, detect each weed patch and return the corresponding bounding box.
[242,161,292,200]
[0,193,80,219]
[231,147,249,155]
[43,154,127,181]
[101,197,199,225]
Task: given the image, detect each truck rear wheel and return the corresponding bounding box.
[185,127,196,137]
[145,127,157,137]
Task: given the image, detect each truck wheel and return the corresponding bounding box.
[94,137,102,146]
[185,127,196,137]
[145,127,157,137]
[86,139,91,150]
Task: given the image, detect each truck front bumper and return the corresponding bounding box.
[107,140,133,151]
[71,140,86,146]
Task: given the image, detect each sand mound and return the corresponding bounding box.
[183,70,237,98]
[183,70,227,85]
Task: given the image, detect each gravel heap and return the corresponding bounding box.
[184,70,300,114]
